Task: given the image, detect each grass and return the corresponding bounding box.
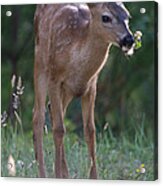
[1,117,156,180]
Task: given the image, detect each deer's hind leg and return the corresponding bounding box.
[81,79,98,179]
[61,89,73,178]
[48,82,72,178]
[33,63,47,178]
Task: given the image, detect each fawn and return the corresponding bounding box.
[33,2,134,178]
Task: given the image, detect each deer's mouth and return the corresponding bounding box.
[121,45,135,56]
[120,34,135,55]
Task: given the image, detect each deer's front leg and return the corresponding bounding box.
[81,80,97,179]
[48,82,69,178]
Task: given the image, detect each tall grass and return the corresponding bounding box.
[1,115,155,180]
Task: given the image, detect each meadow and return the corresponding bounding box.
[1,113,155,180]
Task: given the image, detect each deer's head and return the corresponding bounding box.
[88,2,134,54]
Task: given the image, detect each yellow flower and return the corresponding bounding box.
[136,163,146,174]
[141,164,145,168]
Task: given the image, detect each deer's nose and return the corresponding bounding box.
[121,34,134,48]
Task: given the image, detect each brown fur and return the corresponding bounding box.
[33,3,133,178]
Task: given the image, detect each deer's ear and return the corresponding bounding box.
[87,3,97,9]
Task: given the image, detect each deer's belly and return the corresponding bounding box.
[63,77,88,97]
[63,70,97,97]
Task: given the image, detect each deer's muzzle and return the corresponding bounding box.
[120,34,134,52]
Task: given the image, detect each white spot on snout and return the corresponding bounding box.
[122,45,135,56]
[122,46,128,52]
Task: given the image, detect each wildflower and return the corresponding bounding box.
[11,74,16,88]
[17,160,24,169]
[12,93,20,110]
[103,122,109,130]
[11,76,25,110]
[1,111,8,126]
[136,163,146,174]
[16,76,24,95]
[134,31,142,50]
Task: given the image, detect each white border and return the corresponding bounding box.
[1,0,162,186]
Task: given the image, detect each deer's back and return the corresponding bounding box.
[35,4,91,52]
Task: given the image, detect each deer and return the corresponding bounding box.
[33,2,134,179]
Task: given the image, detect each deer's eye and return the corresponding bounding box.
[102,15,112,23]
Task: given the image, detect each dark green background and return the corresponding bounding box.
[1,2,157,138]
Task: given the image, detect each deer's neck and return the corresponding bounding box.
[87,19,112,57]
[81,26,112,77]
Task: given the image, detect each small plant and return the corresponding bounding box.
[136,163,146,174]
[1,75,24,129]
[134,31,143,50]
[1,111,8,127]
[125,30,142,56]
